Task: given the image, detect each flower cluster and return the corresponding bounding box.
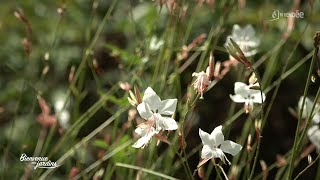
[192,25,261,100]
[130,87,244,167]
[130,25,263,171]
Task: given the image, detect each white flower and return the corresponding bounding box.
[192,57,213,99]
[150,36,164,51]
[53,91,70,129]
[225,24,260,57]
[133,87,178,148]
[137,87,178,131]
[132,124,158,149]
[308,125,320,151]
[199,126,242,165]
[298,96,320,123]
[58,110,70,129]
[230,82,266,113]
[299,97,320,151]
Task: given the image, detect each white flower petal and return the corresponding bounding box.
[307,125,320,150]
[150,36,163,51]
[313,113,320,124]
[244,25,255,38]
[137,102,153,119]
[230,94,246,103]
[158,99,177,115]
[220,140,242,156]
[234,82,250,96]
[298,97,313,119]
[251,91,266,104]
[231,82,265,105]
[232,24,242,37]
[307,125,318,137]
[226,24,260,57]
[132,136,149,148]
[54,99,65,112]
[199,128,214,147]
[192,72,199,77]
[212,148,225,161]
[143,87,161,111]
[58,110,70,129]
[298,97,320,123]
[157,116,178,130]
[132,127,156,149]
[201,145,213,159]
[244,49,258,57]
[246,38,260,47]
[211,125,224,146]
[134,127,147,136]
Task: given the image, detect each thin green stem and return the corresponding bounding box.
[172,145,194,180]
[297,86,320,150]
[115,163,179,180]
[247,67,264,180]
[287,48,317,179]
[217,164,229,180]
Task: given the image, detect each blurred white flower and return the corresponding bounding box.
[141,56,149,63]
[300,97,320,151]
[298,96,320,123]
[58,110,70,129]
[230,82,266,113]
[308,125,320,151]
[199,126,242,165]
[149,36,164,51]
[137,87,178,131]
[54,98,65,112]
[133,87,178,148]
[225,24,260,57]
[53,91,70,129]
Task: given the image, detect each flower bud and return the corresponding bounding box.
[119,82,131,92]
[128,90,138,107]
[134,85,142,104]
[226,38,252,69]
[308,155,312,164]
